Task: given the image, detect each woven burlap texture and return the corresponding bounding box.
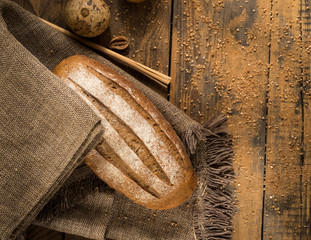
[0,1,234,239]
[0,1,104,239]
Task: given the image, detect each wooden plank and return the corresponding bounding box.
[102,0,172,75]
[98,0,172,95]
[170,0,271,239]
[25,225,63,240]
[263,0,305,238]
[301,0,311,238]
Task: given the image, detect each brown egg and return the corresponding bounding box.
[65,0,110,38]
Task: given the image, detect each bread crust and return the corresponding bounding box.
[53,55,197,209]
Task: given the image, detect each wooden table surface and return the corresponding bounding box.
[12,0,310,239]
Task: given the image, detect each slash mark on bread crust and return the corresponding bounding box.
[96,142,161,199]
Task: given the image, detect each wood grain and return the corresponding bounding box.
[98,0,172,95]
[170,0,271,239]
[301,0,311,238]
[262,0,305,238]
[101,0,171,75]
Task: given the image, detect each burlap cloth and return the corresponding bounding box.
[0,1,234,239]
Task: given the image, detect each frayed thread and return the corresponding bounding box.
[181,115,227,155]
[183,116,234,240]
[181,125,216,155]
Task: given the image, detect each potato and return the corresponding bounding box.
[65,0,110,38]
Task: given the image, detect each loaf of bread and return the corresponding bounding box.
[53,55,197,209]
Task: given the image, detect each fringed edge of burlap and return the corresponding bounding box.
[35,172,108,223]
[181,116,235,240]
[181,124,217,155]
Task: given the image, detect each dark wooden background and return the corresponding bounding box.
[11,0,311,239]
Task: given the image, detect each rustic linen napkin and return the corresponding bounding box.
[0,1,234,239]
